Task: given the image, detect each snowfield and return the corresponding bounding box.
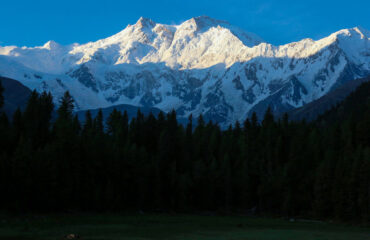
[0,16,369,126]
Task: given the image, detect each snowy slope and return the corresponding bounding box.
[0,16,369,126]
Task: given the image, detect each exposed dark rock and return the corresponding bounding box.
[69,65,98,92]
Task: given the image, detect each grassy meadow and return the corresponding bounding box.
[0,214,368,240]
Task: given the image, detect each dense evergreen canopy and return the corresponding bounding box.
[0,82,369,223]
[0,80,4,108]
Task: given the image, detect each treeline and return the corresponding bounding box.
[0,82,369,223]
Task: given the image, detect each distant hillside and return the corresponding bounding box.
[315,78,370,125]
[0,76,187,124]
[0,76,32,116]
[287,75,370,122]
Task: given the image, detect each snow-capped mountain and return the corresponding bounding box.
[0,16,369,126]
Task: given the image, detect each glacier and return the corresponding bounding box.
[0,16,369,126]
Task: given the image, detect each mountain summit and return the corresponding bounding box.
[0,17,369,126]
[135,17,156,28]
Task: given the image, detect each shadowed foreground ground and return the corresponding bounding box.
[0,214,368,240]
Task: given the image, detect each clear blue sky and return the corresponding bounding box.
[0,0,369,47]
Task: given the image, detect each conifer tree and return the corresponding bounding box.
[94,109,104,135]
[57,91,74,121]
[0,80,4,109]
[82,110,93,137]
[107,109,121,136]
[0,82,370,220]
[12,108,23,144]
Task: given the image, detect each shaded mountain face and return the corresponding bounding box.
[314,78,370,125]
[287,75,370,122]
[0,76,32,116]
[0,16,369,126]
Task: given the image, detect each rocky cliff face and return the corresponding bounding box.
[0,16,369,126]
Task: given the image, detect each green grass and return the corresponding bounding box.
[0,214,368,240]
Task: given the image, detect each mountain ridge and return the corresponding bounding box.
[0,16,369,127]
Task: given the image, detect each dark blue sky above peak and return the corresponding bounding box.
[0,0,369,47]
